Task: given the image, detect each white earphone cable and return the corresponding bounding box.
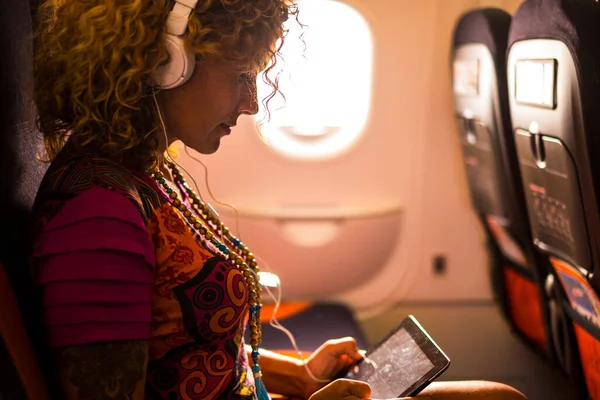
[152,93,207,205]
[183,146,243,242]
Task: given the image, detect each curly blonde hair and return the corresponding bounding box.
[33,0,296,171]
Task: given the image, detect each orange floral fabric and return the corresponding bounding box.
[144,202,255,399]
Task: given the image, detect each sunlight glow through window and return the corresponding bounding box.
[256,0,373,160]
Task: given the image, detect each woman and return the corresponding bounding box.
[30,0,528,399]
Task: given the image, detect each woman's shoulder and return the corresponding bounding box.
[34,144,163,223]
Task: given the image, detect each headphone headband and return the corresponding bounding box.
[167,0,198,35]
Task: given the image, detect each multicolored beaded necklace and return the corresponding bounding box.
[152,159,270,400]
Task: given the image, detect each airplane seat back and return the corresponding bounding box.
[0,0,53,398]
[507,0,600,396]
[451,8,554,361]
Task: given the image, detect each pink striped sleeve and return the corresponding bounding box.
[31,185,156,348]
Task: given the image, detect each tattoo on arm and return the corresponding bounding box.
[55,340,148,400]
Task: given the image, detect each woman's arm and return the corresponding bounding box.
[33,187,156,399]
[245,345,308,398]
[246,338,365,399]
[55,340,148,400]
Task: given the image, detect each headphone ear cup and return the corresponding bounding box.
[152,35,195,90]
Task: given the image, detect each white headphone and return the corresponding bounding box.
[152,0,199,90]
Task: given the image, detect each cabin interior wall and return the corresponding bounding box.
[177,0,525,310]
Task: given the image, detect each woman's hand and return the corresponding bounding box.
[308,379,371,400]
[300,337,365,398]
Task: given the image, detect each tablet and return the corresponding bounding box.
[341,315,450,398]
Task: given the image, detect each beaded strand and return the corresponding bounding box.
[151,163,268,396]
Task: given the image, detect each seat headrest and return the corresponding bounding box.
[508,0,600,148]
[453,8,512,63]
[508,0,600,89]
[452,8,513,140]
[508,0,600,52]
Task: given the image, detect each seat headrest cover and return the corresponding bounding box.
[508,0,598,52]
[453,8,512,63]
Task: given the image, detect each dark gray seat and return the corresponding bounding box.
[507,0,600,397]
[452,7,555,364]
[0,0,51,398]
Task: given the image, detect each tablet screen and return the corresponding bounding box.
[344,316,449,398]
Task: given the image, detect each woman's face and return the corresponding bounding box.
[156,61,259,154]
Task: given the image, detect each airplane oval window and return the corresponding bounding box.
[256,0,373,160]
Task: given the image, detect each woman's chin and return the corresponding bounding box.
[179,137,221,156]
[201,138,222,155]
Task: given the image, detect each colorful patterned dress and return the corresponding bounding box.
[31,145,259,399]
